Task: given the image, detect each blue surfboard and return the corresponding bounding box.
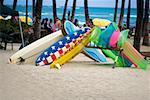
[83,47,107,62]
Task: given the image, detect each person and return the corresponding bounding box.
[19,26,34,49]
[89,19,94,27]
[41,18,45,29]
[74,19,79,27]
[44,18,48,29]
[12,16,18,24]
[85,19,92,27]
[55,17,62,31]
[48,18,56,32]
[44,18,53,34]
[83,24,86,27]
[123,23,127,29]
[68,11,71,21]
[63,18,66,22]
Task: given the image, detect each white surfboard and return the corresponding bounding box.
[9,30,63,64]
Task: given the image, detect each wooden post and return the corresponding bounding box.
[113,0,118,22]
[71,0,77,22]
[26,0,28,24]
[133,0,144,51]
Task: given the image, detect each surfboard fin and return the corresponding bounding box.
[54,63,61,69]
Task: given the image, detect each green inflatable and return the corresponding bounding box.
[90,26,102,45]
[102,49,125,67]
[118,29,129,47]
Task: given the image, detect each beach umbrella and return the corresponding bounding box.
[0,15,12,20]
[0,16,4,20]
[19,16,32,24]
[93,18,111,27]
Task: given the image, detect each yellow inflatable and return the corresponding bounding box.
[92,18,111,27]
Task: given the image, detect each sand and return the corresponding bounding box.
[0,43,150,100]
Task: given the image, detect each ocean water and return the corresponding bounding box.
[14,5,137,26]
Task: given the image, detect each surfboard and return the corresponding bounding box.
[64,20,79,34]
[35,27,90,66]
[9,30,63,64]
[83,48,107,62]
[50,29,92,68]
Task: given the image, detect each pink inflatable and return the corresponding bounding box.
[109,29,120,48]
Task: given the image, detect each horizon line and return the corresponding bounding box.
[6,4,137,9]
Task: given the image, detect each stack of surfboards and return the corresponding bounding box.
[35,27,91,66]
[9,19,148,70]
[9,21,107,67]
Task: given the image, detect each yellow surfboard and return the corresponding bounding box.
[50,30,93,69]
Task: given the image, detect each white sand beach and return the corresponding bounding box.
[0,43,150,100]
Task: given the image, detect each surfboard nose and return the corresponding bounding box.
[8,58,11,63]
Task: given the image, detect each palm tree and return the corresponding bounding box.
[142,0,150,46]
[133,0,144,51]
[32,0,35,18]
[52,0,57,23]
[113,0,118,22]
[84,0,90,26]
[13,0,17,10]
[126,0,131,29]
[62,0,68,23]
[25,0,28,24]
[32,0,43,42]
[0,0,4,5]
[118,0,125,29]
[71,0,77,22]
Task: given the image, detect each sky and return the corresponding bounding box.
[4,0,137,8]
